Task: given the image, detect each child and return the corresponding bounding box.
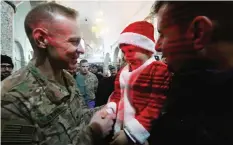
[105,21,171,145]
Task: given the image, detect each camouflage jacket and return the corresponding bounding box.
[1,60,101,145]
[75,72,98,101]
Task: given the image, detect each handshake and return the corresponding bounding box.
[89,105,149,145]
[89,105,116,138]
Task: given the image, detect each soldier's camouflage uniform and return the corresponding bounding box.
[1,60,101,145]
[76,72,98,100]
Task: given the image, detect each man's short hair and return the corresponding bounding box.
[91,64,98,68]
[1,55,14,68]
[24,2,78,43]
[109,66,116,71]
[153,1,233,42]
[80,59,88,65]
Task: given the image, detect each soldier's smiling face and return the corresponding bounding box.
[33,13,84,70]
[46,14,84,70]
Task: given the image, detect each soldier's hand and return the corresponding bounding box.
[89,111,116,137]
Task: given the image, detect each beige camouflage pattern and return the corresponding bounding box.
[76,72,98,100]
[1,59,101,145]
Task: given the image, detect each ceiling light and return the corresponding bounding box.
[80,39,85,49]
[98,11,104,16]
[96,33,101,38]
[105,28,109,33]
[100,31,104,35]
[96,18,103,23]
[99,46,103,50]
[91,26,97,32]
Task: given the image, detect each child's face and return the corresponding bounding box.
[121,44,151,66]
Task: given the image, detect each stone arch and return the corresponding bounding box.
[113,46,120,65]
[13,40,25,70]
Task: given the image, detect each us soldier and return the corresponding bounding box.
[75,59,98,108]
[1,2,115,145]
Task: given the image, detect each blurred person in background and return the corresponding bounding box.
[1,55,14,81]
[91,64,103,81]
[109,66,117,77]
[95,66,117,107]
[76,59,98,108]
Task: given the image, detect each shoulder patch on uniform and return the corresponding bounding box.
[2,124,36,144]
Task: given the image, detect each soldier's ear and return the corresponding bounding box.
[32,28,49,49]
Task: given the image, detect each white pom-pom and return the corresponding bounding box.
[106,108,114,114]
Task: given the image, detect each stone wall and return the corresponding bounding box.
[1,1,15,57]
[13,1,32,70]
[1,1,34,71]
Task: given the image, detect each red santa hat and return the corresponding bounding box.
[118,21,156,53]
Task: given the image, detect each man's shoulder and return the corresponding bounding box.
[1,66,37,98]
[88,72,98,79]
[137,61,171,81]
[149,61,172,82]
[147,61,170,72]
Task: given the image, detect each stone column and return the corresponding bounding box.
[1,1,16,57]
[112,46,120,70]
[103,52,111,76]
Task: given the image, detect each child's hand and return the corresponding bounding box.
[89,110,116,137]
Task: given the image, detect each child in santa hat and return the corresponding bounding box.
[104,21,171,145]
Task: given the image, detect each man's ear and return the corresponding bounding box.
[188,16,213,50]
[32,28,48,49]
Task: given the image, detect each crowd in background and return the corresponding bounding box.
[1,54,167,109]
[1,1,233,145]
[1,53,163,109]
[64,55,163,109]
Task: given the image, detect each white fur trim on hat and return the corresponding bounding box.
[106,102,117,113]
[124,118,150,144]
[118,32,155,53]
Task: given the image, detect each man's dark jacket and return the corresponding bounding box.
[149,62,233,145]
[95,76,116,107]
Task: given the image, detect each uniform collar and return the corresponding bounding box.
[27,60,77,104]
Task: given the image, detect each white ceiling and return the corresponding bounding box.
[58,1,154,57]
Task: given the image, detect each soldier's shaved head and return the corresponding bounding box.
[24,2,78,46]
